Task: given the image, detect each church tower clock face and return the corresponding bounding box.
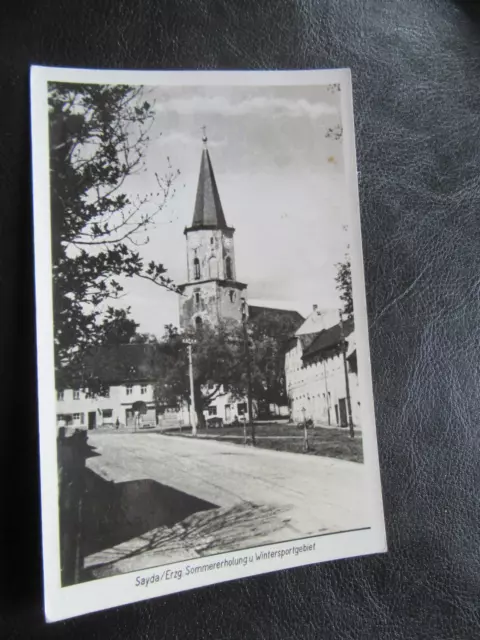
[178,134,247,329]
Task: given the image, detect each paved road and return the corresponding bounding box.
[84,432,369,576]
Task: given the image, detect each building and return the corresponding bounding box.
[177,133,303,423]
[55,133,303,428]
[56,344,189,430]
[178,133,247,329]
[285,307,360,428]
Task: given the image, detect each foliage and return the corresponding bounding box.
[49,82,179,390]
[247,311,301,411]
[129,332,159,344]
[153,311,301,423]
[335,257,353,321]
[153,322,245,426]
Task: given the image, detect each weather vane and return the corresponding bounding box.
[201,125,208,146]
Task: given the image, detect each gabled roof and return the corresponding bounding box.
[81,343,165,385]
[302,318,354,361]
[190,147,228,229]
[295,308,339,336]
[249,305,304,328]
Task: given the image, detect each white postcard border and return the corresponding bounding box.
[30,66,387,622]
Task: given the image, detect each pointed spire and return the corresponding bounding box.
[190,131,228,229]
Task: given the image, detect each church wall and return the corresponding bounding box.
[218,284,244,323]
[180,281,246,328]
[185,228,236,283]
[180,280,219,328]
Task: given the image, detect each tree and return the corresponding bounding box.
[49,83,179,391]
[129,332,159,344]
[153,312,301,425]
[335,257,353,321]
[153,322,246,428]
[246,310,302,413]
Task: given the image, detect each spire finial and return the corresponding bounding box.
[201,125,208,147]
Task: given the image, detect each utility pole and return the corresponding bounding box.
[184,338,197,437]
[323,360,331,426]
[301,406,309,452]
[339,311,354,438]
[241,297,255,446]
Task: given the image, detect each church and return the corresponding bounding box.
[177,132,303,424]
[177,131,247,329]
[55,133,303,430]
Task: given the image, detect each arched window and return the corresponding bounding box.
[194,257,200,280]
[225,256,232,280]
[195,316,203,328]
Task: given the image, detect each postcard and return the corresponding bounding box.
[30,66,386,621]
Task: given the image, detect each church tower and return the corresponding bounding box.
[178,132,247,329]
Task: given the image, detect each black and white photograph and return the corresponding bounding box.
[31,67,386,621]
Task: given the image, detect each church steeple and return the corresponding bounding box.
[189,128,228,230]
[178,132,247,329]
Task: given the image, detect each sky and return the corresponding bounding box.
[110,83,351,336]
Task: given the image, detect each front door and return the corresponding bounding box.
[88,411,96,430]
[225,404,231,423]
[338,398,348,427]
[126,409,135,427]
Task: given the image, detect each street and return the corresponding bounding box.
[83,432,369,578]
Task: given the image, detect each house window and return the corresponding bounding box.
[225,256,232,280]
[102,409,113,420]
[141,385,147,395]
[126,385,133,395]
[195,292,200,305]
[57,390,64,401]
[237,402,247,415]
[194,257,200,280]
[208,406,217,416]
[210,237,214,245]
[73,413,84,424]
[229,290,236,302]
[195,316,203,328]
[73,389,80,400]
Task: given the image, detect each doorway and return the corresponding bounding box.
[88,411,96,430]
[338,398,348,427]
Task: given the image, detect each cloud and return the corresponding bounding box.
[159,131,226,148]
[155,95,337,120]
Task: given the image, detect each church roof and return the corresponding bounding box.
[249,305,304,327]
[190,147,228,229]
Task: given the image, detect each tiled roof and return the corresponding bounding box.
[249,305,305,327]
[191,148,228,229]
[302,318,354,361]
[82,343,165,384]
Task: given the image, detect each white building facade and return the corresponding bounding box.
[56,382,190,430]
[285,307,360,428]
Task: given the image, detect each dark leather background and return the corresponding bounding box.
[1,0,480,637]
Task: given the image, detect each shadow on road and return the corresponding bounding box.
[82,469,217,558]
[87,501,296,580]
